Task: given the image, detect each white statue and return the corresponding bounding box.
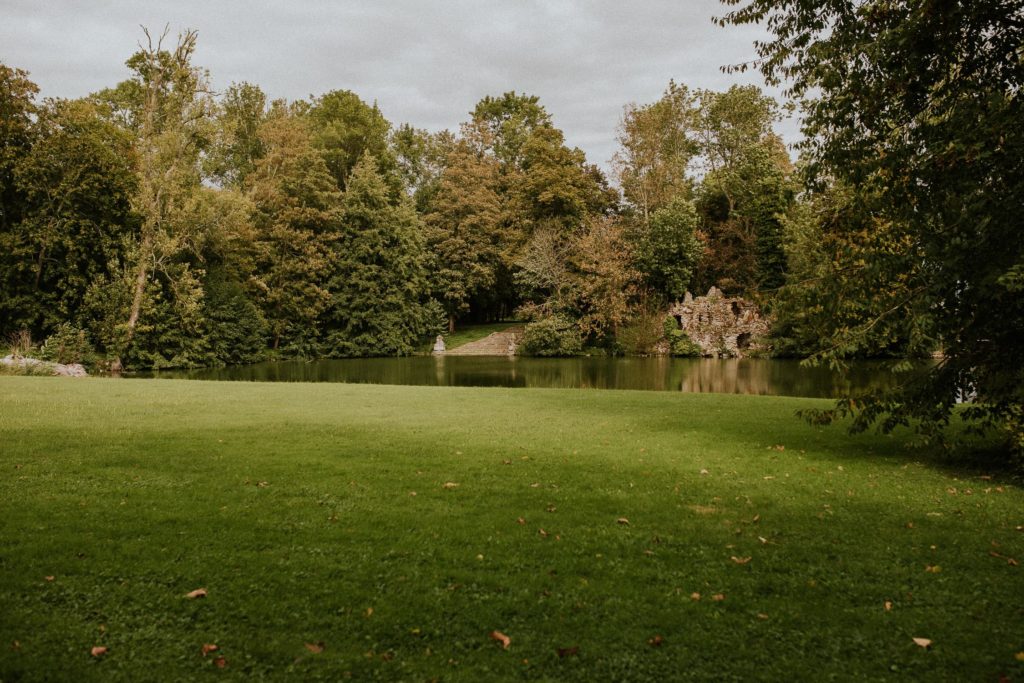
[432,335,446,354]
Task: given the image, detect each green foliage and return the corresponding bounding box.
[322,154,431,357]
[206,82,267,188]
[1,98,138,336]
[307,89,392,191]
[519,315,582,357]
[39,322,93,365]
[632,196,702,301]
[0,63,38,233]
[201,269,267,365]
[722,0,1024,452]
[614,307,665,355]
[663,315,702,357]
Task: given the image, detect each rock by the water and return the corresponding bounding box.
[1,355,87,377]
[667,290,769,358]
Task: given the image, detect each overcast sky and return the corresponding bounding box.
[1,0,798,172]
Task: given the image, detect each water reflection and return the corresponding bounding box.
[137,356,920,399]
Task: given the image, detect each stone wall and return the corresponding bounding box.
[666,287,769,358]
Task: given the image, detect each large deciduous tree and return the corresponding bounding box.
[720,0,1024,452]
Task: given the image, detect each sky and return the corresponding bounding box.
[0,0,799,173]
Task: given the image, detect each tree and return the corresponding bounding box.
[720,0,1024,452]
[691,86,793,296]
[322,154,431,357]
[2,99,138,336]
[613,81,698,225]
[307,90,392,191]
[471,92,552,171]
[423,137,503,331]
[206,82,267,188]
[111,28,215,369]
[0,63,38,233]
[245,107,338,354]
[632,195,702,301]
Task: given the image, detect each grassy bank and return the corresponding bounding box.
[0,377,1021,681]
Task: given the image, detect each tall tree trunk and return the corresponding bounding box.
[448,313,455,334]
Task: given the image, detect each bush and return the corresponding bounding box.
[617,309,665,355]
[519,316,583,357]
[40,323,93,365]
[663,315,702,357]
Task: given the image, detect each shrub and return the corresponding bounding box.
[519,316,582,357]
[40,324,93,365]
[616,309,665,355]
[663,315,703,357]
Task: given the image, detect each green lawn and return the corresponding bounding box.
[0,377,1021,681]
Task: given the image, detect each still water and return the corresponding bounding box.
[140,356,913,398]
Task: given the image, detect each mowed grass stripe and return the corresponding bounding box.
[0,377,1021,681]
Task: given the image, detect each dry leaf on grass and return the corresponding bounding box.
[557,645,579,658]
[90,646,108,657]
[884,601,893,612]
[912,637,932,649]
[184,588,207,599]
[214,656,227,668]
[442,482,459,490]
[690,592,701,601]
[44,576,54,582]
[305,642,325,654]
[489,631,511,650]
[731,556,752,565]
[712,593,726,602]
[648,635,664,647]
[201,644,219,656]
[516,517,526,525]
[616,518,630,526]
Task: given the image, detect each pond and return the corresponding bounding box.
[138,356,917,398]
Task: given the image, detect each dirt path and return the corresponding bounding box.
[444,327,524,356]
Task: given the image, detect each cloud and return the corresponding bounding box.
[0,0,800,172]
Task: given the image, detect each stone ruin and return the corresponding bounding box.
[666,286,769,358]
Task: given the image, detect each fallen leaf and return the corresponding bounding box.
[45,576,54,582]
[557,646,579,658]
[516,517,526,525]
[256,481,268,488]
[546,504,557,513]
[1015,651,1024,662]
[202,643,219,656]
[700,469,709,475]
[751,514,760,523]
[756,613,769,620]
[643,549,654,556]
[690,592,701,601]
[185,588,207,599]
[772,444,785,451]
[442,482,459,489]
[214,656,227,668]
[712,593,726,602]
[305,642,325,654]
[924,565,942,573]
[616,517,630,526]
[408,491,417,497]
[648,635,664,647]
[912,637,932,649]
[365,607,374,618]
[502,459,511,465]
[758,536,769,544]
[489,631,511,650]
[538,528,549,538]
[884,601,893,612]
[529,482,540,488]
[90,646,108,657]
[731,556,752,565]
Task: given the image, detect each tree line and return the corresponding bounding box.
[0,28,807,369]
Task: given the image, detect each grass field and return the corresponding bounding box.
[1,376,1022,681]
